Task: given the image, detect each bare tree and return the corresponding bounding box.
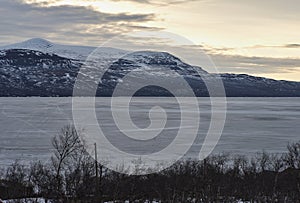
[4,161,33,199]
[65,152,96,200]
[51,125,85,197]
[284,141,300,169]
[269,154,284,200]
[29,161,54,200]
[256,150,270,172]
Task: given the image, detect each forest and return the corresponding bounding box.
[0,125,299,203]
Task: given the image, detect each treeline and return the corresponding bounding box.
[0,125,299,202]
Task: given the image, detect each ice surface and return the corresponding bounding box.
[0,97,300,167]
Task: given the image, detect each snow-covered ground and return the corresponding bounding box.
[0,97,300,167]
[0,199,251,203]
[1,198,49,203]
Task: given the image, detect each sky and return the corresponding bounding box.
[0,0,299,81]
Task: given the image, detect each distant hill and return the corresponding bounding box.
[0,38,299,97]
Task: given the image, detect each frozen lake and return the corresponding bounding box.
[0,97,300,167]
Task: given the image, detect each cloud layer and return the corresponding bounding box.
[0,0,158,45]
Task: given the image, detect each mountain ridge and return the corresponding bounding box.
[0,38,299,97]
[1,38,126,60]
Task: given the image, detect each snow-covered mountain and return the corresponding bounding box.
[1,38,126,60]
[0,38,299,97]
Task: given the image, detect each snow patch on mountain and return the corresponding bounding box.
[0,38,300,97]
[10,38,54,49]
[0,38,126,60]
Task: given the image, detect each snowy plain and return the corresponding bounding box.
[0,97,300,167]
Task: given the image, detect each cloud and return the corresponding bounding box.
[179,44,300,74]
[23,0,203,7]
[285,44,300,48]
[196,44,300,55]
[210,54,300,74]
[247,44,300,49]
[0,0,158,45]
[111,0,152,3]
[110,0,203,6]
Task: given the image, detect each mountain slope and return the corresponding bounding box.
[1,38,126,60]
[0,49,78,96]
[0,38,299,97]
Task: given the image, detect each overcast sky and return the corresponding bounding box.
[0,0,300,81]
